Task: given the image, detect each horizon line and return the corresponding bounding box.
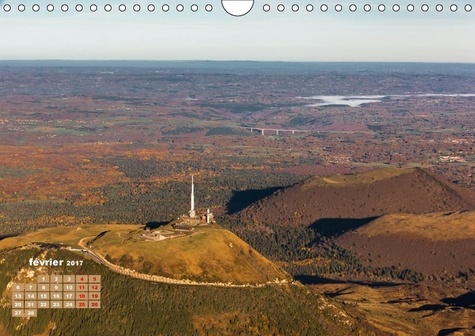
[1,60,475,65]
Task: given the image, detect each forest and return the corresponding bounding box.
[0,160,299,237]
[218,216,426,283]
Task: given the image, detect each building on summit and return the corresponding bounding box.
[142,175,214,239]
[203,208,214,225]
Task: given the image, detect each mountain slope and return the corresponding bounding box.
[0,223,290,285]
[238,167,475,227]
[90,224,291,284]
[335,210,475,275]
[0,248,365,336]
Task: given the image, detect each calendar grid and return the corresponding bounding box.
[12,275,101,317]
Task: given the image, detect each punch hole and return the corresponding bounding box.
[364,4,371,12]
[90,4,97,12]
[277,4,285,12]
[392,4,400,12]
[162,4,169,12]
[320,4,328,12]
[263,4,270,12]
[147,4,155,12]
[133,4,141,12]
[191,4,198,12]
[32,4,40,12]
[306,4,313,12]
[104,4,112,12]
[450,4,457,12]
[176,4,184,12]
[349,4,357,12]
[18,4,26,12]
[465,4,472,12]
[47,4,54,12]
[435,4,443,12]
[421,4,429,12]
[378,4,385,12]
[205,4,213,12]
[335,4,342,12]
[61,4,69,12]
[75,4,83,12]
[292,4,299,12]
[119,4,126,12]
[407,4,414,12]
[3,4,11,12]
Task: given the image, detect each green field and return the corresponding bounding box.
[0,224,141,250]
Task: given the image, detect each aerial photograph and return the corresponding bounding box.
[1,2,475,336]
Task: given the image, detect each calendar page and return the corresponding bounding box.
[1,0,475,335]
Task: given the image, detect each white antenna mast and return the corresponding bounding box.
[189,175,196,218]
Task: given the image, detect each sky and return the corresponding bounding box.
[0,0,474,62]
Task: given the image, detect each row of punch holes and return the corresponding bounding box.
[2,3,474,13]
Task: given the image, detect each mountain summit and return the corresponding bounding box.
[238,167,475,227]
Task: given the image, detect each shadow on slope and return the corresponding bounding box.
[145,221,169,230]
[408,304,446,313]
[226,187,282,214]
[309,216,379,239]
[295,275,403,287]
[0,234,17,241]
[441,291,475,309]
[409,291,475,317]
[437,326,475,336]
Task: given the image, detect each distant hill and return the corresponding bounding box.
[335,210,475,276]
[237,167,475,228]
